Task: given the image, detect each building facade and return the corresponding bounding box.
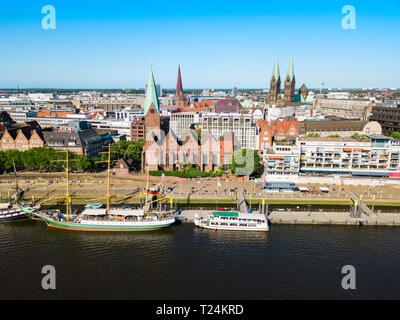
[369,102,400,135]
[201,113,256,149]
[313,98,373,120]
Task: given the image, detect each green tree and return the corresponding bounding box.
[229,149,261,176]
[391,132,400,139]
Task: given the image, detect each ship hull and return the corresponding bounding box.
[37,215,175,232]
[45,219,175,232]
[0,210,28,222]
[195,222,269,232]
[19,206,176,232]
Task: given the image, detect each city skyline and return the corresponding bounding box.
[0,0,399,89]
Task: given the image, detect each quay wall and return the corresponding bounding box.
[178,210,400,226]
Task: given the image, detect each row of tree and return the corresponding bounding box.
[0,142,261,178]
[0,139,145,174]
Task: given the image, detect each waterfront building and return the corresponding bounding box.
[264,142,300,182]
[261,134,400,180]
[257,118,299,156]
[298,135,394,177]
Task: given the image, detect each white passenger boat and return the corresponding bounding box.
[194,211,269,232]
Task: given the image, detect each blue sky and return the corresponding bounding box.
[0,0,399,89]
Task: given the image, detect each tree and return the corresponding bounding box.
[230,149,261,176]
[391,132,400,139]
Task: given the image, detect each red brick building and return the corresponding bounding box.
[0,126,45,151]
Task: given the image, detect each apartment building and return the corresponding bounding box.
[264,142,300,182]
[201,113,256,149]
[298,135,395,177]
[262,134,400,180]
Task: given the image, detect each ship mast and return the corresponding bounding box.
[65,147,70,222]
[12,159,19,195]
[106,143,111,214]
[144,171,149,218]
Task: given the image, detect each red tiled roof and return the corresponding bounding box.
[171,107,207,113]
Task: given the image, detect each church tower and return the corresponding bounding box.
[284,57,295,102]
[175,65,187,106]
[299,84,308,102]
[144,65,160,115]
[269,57,281,104]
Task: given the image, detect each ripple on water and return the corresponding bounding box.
[0,222,400,299]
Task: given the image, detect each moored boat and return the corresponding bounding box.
[0,203,35,222]
[20,206,175,231]
[22,144,175,232]
[194,211,269,232]
[0,159,39,222]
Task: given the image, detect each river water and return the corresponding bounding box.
[0,219,399,299]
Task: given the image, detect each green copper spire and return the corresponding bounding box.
[144,65,160,115]
[271,57,280,81]
[286,56,295,82]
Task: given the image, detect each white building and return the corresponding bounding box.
[201,113,256,149]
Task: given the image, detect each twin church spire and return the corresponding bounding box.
[269,56,296,103]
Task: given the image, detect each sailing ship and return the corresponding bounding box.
[0,160,38,222]
[194,211,269,232]
[21,145,175,231]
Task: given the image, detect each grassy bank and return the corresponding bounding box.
[11,194,400,208]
